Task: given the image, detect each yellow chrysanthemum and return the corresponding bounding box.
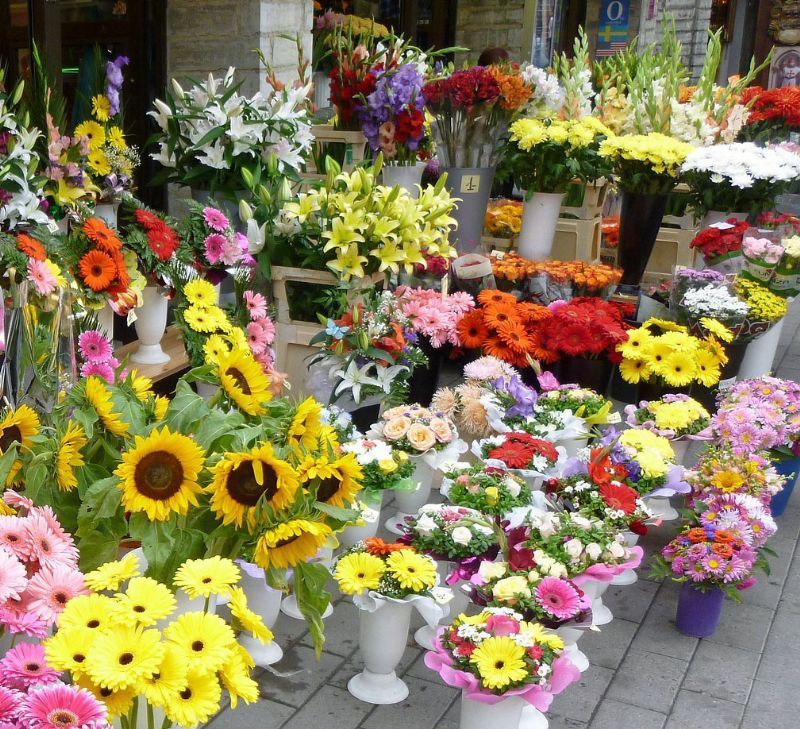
[138,642,187,709]
[77,676,135,718]
[83,553,142,592]
[56,421,87,492]
[253,519,332,570]
[287,397,323,451]
[220,647,260,709]
[163,669,222,727]
[113,576,176,626]
[215,349,272,417]
[45,625,97,676]
[227,587,274,644]
[91,95,111,122]
[184,279,218,308]
[114,427,206,521]
[75,120,106,150]
[470,636,529,690]
[207,443,300,528]
[385,550,437,592]
[85,377,129,437]
[334,551,386,595]
[163,611,235,675]
[173,556,241,599]
[85,624,164,691]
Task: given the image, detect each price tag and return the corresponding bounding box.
[460,175,481,194]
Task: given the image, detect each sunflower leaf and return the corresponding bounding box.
[194,408,244,451]
[0,444,18,487]
[293,561,330,657]
[166,380,209,433]
[79,476,123,522]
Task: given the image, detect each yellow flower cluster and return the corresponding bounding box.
[510,116,613,151]
[340,14,390,37]
[618,429,675,478]
[334,545,437,595]
[617,318,729,387]
[783,235,800,259]
[646,398,710,432]
[484,201,523,238]
[599,132,693,177]
[734,278,789,321]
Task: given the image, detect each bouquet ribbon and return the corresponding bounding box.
[571,545,644,585]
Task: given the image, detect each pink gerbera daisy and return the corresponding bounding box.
[0,643,61,691]
[0,607,49,639]
[535,577,582,621]
[204,233,226,265]
[246,322,268,355]
[219,235,242,266]
[27,260,58,297]
[79,361,115,384]
[26,563,88,624]
[0,515,31,560]
[202,207,229,232]
[24,514,78,569]
[0,685,23,721]
[0,548,27,602]
[22,683,109,729]
[259,316,275,345]
[31,507,71,544]
[2,491,34,511]
[244,291,267,321]
[77,331,112,364]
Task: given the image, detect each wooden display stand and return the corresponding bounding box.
[560,180,609,221]
[302,125,369,181]
[552,217,603,261]
[114,326,188,383]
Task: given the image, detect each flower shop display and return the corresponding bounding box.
[442,464,533,518]
[504,116,612,258]
[333,539,444,704]
[598,133,693,287]
[474,433,562,490]
[739,86,800,143]
[689,219,750,273]
[536,384,615,430]
[625,394,711,462]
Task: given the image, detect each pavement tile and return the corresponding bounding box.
[272,610,310,646]
[575,619,638,670]
[208,698,295,728]
[663,690,743,729]
[589,698,666,729]
[360,676,459,729]
[603,579,660,623]
[682,642,758,704]
[627,586,699,661]
[741,680,800,728]
[260,644,345,708]
[548,666,614,722]
[279,684,371,728]
[301,600,361,657]
[329,639,423,691]
[705,602,774,652]
[757,641,800,684]
[606,649,688,713]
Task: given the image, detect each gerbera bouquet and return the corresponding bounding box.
[536,385,614,427]
[403,504,497,564]
[396,286,475,349]
[739,86,800,143]
[424,609,581,703]
[442,464,532,517]
[77,329,121,383]
[485,200,523,239]
[616,318,730,388]
[625,394,711,440]
[650,522,762,599]
[476,432,561,476]
[694,492,777,550]
[43,555,265,727]
[340,436,415,502]
[0,229,62,297]
[689,219,750,271]
[334,539,438,599]
[598,133,693,194]
[120,199,187,286]
[470,562,591,628]
[681,143,800,218]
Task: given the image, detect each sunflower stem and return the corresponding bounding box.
[207,388,224,409]
[147,702,155,729]
[160,717,173,729]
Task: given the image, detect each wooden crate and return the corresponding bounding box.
[481,218,601,263]
[646,225,697,277]
[307,125,368,174]
[273,320,324,389]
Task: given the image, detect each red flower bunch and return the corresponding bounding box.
[395,107,425,144]
[134,209,179,261]
[537,298,631,362]
[487,432,559,470]
[741,86,800,129]
[423,67,500,112]
[756,210,800,233]
[588,448,629,485]
[329,50,377,128]
[689,219,750,260]
[598,482,639,515]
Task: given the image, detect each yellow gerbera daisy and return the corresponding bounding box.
[227,586,274,644]
[616,328,652,361]
[215,349,272,417]
[138,643,187,708]
[44,625,97,676]
[184,305,218,334]
[618,357,652,384]
[203,334,230,365]
[74,120,105,150]
[694,349,722,387]
[253,519,332,570]
[173,556,241,599]
[57,593,121,632]
[107,126,127,150]
[88,150,111,176]
[334,551,385,595]
[114,427,206,521]
[385,550,437,592]
[153,395,170,421]
[219,648,260,709]
[163,669,222,727]
[56,421,87,492]
[83,553,142,592]
[207,443,300,528]
[91,95,111,122]
[76,676,135,718]
[287,398,323,451]
[163,611,235,675]
[645,341,674,370]
[643,318,687,333]
[184,279,218,308]
[700,317,733,342]
[470,636,528,690]
[85,377,129,438]
[85,624,164,691]
[519,620,565,650]
[113,576,176,626]
[658,351,697,387]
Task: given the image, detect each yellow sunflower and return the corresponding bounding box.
[184,279,218,308]
[56,421,87,492]
[287,398,323,451]
[129,371,154,401]
[304,452,363,508]
[173,556,241,599]
[215,349,272,417]
[253,519,332,570]
[85,377,129,438]
[114,427,206,521]
[153,395,170,421]
[0,404,40,484]
[207,443,300,528]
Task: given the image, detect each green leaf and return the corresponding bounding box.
[0,445,18,487]
[293,561,331,656]
[194,408,243,452]
[77,531,124,572]
[190,125,227,150]
[166,381,209,433]
[313,501,356,522]
[79,476,123,522]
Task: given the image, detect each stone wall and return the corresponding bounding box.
[454,0,527,62]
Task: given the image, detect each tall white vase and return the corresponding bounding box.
[460,694,526,729]
[348,598,413,704]
[382,162,426,199]
[281,547,334,620]
[739,319,785,380]
[517,192,565,260]
[414,562,470,650]
[94,202,120,228]
[96,304,115,340]
[670,439,691,465]
[339,493,384,549]
[237,561,284,666]
[385,458,435,535]
[582,579,613,626]
[132,286,170,365]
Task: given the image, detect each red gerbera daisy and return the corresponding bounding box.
[598,482,639,515]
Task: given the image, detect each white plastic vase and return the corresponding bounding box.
[281,546,335,620]
[582,579,613,626]
[94,202,119,228]
[643,495,679,522]
[739,319,784,380]
[348,598,413,704]
[382,162,426,199]
[96,303,115,340]
[517,192,565,260]
[414,563,470,650]
[558,436,589,459]
[384,458,435,535]
[555,625,589,672]
[460,693,526,729]
[238,562,284,666]
[339,494,384,549]
[670,439,691,465]
[132,286,170,365]
[518,704,550,729]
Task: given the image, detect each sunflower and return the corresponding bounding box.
[216,349,272,417]
[115,427,205,521]
[208,443,300,528]
[227,587,274,644]
[617,328,652,361]
[163,611,235,675]
[78,250,116,291]
[129,371,154,401]
[76,676,135,718]
[83,553,141,592]
[183,305,218,334]
[184,279,218,308]
[138,643,187,709]
[253,519,332,570]
[694,349,722,387]
[85,377,129,438]
[153,395,170,421]
[483,302,521,331]
[220,648,260,709]
[477,290,517,307]
[0,404,39,484]
[74,121,106,150]
[163,669,222,727]
[173,556,241,599]
[44,625,97,676]
[287,397,323,452]
[58,593,122,631]
[113,576,176,627]
[85,624,164,691]
[334,552,386,595]
[700,317,733,342]
[470,636,528,690]
[659,351,697,387]
[203,334,230,365]
[56,421,87,492]
[306,452,363,508]
[385,549,437,592]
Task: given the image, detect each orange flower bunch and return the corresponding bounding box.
[491,251,537,282]
[486,64,532,111]
[456,289,552,367]
[71,217,131,303]
[529,260,622,293]
[484,200,523,238]
[601,216,620,248]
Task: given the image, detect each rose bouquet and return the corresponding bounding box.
[740,235,785,284]
[442,464,532,517]
[598,133,693,195]
[625,395,711,440]
[369,404,461,459]
[475,432,561,477]
[403,504,497,563]
[396,286,475,349]
[689,219,750,271]
[424,609,580,704]
[341,436,415,503]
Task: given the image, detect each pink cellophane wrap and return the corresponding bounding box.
[424,635,581,709]
[571,545,644,586]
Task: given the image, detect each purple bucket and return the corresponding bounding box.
[770,456,800,518]
[675,583,724,638]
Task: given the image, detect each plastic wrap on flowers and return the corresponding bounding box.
[353,590,446,628]
[424,636,581,709]
[570,545,644,585]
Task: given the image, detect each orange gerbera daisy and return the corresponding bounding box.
[477,289,517,307]
[496,319,534,354]
[363,537,410,556]
[83,217,122,253]
[527,330,559,364]
[517,302,551,324]
[78,249,116,291]
[457,311,490,349]
[484,335,516,364]
[16,233,46,261]
[483,302,521,331]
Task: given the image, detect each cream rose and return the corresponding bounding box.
[451,526,473,545]
[382,416,411,441]
[406,423,437,451]
[478,560,508,581]
[492,575,531,602]
[429,417,454,443]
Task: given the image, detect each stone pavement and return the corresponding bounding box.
[210,306,800,729]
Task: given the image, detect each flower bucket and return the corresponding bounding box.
[236,560,284,666]
[670,439,691,465]
[517,191,566,260]
[348,597,414,704]
[415,563,470,650]
[559,356,613,395]
[739,319,785,380]
[581,579,612,626]
[642,495,679,521]
[459,693,526,729]
[132,285,170,365]
[675,583,724,638]
[617,191,668,287]
[382,161,426,199]
[385,458,435,535]
[769,455,800,517]
[96,302,115,340]
[406,335,443,406]
[94,201,120,228]
[444,167,496,254]
[339,493,384,549]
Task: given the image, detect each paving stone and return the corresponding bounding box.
[663,690,743,729]
[548,716,589,729]
[260,644,345,707]
[301,599,361,657]
[548,665,614,722]
[572,619,637,670]
[272,609,310,646]
[606,649,688,713]
[279,684,371,728]
[603,579,660,623]
[328,639,424,691]
[757,642,800,685]
[208,698,295,728]
[589,698,666,729]
[628,586,699,661]
[360,676,459,729]
[705,602,774,652]
[682,642,758,704]
[742,680,800,728]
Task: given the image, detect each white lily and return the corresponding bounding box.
[334,360,381,405]
[373,364,408,394]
